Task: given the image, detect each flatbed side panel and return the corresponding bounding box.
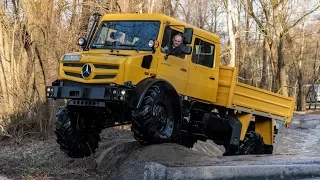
[232,82,295,121]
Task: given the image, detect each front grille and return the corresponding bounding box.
[63,63,84,67]
[94,64,119,69]
[63,63,118,80]
[65,72,82,78]
[94,75,117,79]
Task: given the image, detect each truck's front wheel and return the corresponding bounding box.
[131,84,175,144]
[55,106,100,158]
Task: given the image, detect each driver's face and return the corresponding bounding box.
[172,35,182,47]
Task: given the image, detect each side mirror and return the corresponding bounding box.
[182,45,192,54]
[183,28,193,44]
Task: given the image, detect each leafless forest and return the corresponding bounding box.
[0,0,320,138]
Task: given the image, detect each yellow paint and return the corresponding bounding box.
[255,116,274,145]
[236,113,253,140]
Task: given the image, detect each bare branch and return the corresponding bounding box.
[283,5,320,37]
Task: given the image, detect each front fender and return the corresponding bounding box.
[128,78,180,109]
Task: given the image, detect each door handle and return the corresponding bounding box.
[209,76,215,80]
[180,68,187,72]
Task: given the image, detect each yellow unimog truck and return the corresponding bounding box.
[46,13,295,158]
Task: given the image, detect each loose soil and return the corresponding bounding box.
[0,127,134,180]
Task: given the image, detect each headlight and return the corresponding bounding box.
[62,54,82,61]
[78,38,87,46]
[120,90,126,95]
[148,40,154,48]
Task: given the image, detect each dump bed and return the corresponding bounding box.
[215,66,295,124]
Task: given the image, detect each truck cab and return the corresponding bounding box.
[52,13,220,102]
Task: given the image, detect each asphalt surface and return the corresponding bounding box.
[274,113,320,155]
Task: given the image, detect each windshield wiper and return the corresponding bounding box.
[104,42,115,52]
[118,44,139,53]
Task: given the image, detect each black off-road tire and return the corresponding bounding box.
[264,144,273,154]
[55,106,101,158]
[131,84,175,144]
[224,130,264,156]
[238,130,264,155]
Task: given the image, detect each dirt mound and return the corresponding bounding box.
[97,142,223,180]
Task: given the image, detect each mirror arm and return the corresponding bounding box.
[83,13,101,51]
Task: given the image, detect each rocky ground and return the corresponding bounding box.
[1,112,320,180]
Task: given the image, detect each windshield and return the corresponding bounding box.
[91,21,160,51]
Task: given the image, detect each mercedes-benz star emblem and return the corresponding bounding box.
[81,64,92,78]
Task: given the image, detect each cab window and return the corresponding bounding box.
[160,27,185,59]
[192,38,215,68]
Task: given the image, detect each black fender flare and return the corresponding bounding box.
[128,77,182,122]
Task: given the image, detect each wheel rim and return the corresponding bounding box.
[153,100,168,132]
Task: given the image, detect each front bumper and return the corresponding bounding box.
[46,81,130,102]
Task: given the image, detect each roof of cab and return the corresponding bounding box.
[100,13,220,44]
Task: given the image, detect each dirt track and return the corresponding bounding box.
[1,114,320,180]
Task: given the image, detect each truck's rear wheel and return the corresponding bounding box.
[131,84,175,144]
[238,130,264,155]
[264,144,273,154]
[224,130,264,155]
[55,106,100,158]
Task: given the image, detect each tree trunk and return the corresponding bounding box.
[174,0,181,17]
[227,0,236,67]
[80,0,91,36]
[70,0,77,27]
[239,4,249,75]
[296,22,306,111]
[271,0,289,96]
[0,21,11,118]
[277,37,288,96]
[260,38,269,90]
[214,6,218,33]
[0,3,15,120]
[148,0,155,13]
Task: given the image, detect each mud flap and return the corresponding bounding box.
[228,116,242,146]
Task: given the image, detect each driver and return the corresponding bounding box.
[161,33,184,56]
[168,33,183,55]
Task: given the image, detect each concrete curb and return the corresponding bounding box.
[144,162,320,180]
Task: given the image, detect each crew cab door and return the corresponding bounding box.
[157,26,190,94]
[186,37,218,103]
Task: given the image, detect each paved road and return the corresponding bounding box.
[274,114,320,155]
